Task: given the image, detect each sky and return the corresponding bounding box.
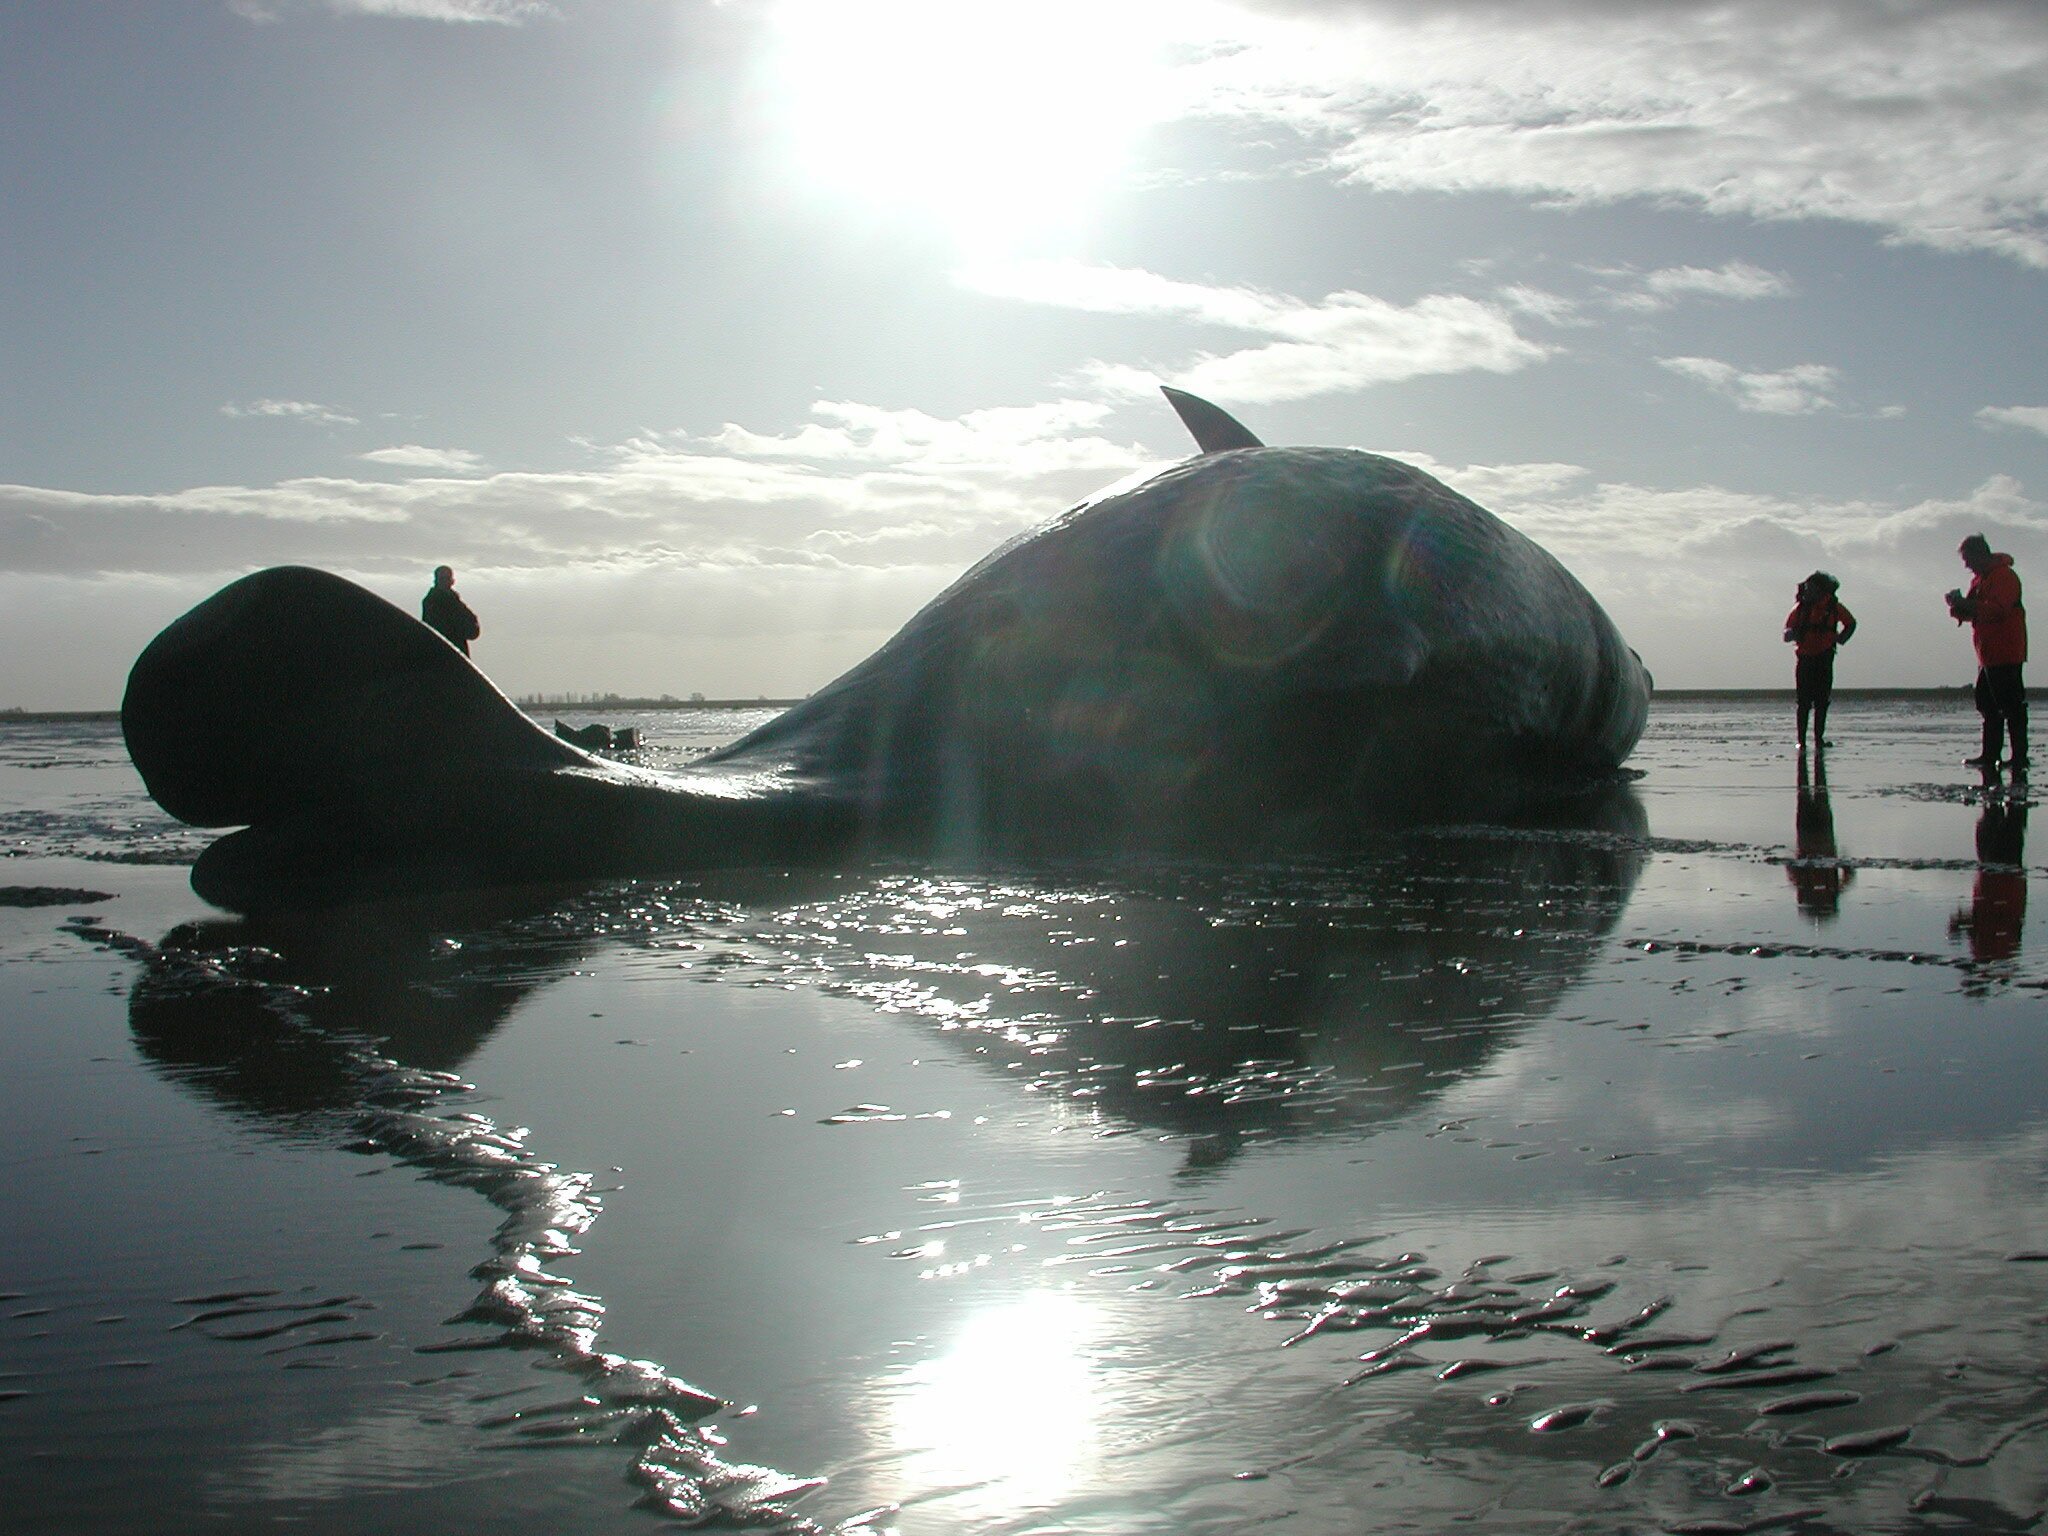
[5,0,2048,706]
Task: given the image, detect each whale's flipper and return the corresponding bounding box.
[1161,386,1265,454]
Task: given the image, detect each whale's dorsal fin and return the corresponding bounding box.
[1162,386,1264,454]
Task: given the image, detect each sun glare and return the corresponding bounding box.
[888,1289,1105,1507]
[768,0,1201,250]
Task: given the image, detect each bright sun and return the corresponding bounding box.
[767,0,1204,251]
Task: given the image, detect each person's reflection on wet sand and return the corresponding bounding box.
[1952,794,2028,973]
[1788,752,1852,923]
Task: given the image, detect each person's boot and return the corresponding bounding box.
[1966,720,2002,767]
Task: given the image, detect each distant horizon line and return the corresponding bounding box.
[0,685,1993,724]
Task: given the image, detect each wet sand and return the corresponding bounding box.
[3,697,2043,1534]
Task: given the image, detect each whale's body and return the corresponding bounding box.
[123,393,1650,910]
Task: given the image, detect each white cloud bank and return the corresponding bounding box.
[1406,454,2048,689]
[361,444,487,473]
[221,398,360,427]
[958,258,1548,402]
[1979,405,2048,438]
[1180,0,2048,267]
[228,0,552,22]
[1657,356,1842,416]
[0,398,1162,704]
[1604,262,1794,312]
[7,392,2047,703]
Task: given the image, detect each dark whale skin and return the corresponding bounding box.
[705,444,1650,853]
[123,408,1649,910]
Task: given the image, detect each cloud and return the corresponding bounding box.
[1978,405,2048,438]
[699,398,1143,478]
[1657,356,1841,415]
[360,444,488,473]
[957,258,1294,331]
[958,257,1549,403]
[0,395,1164,703]
[1602,261,1793,312]
[221,398,360,427]
[1495,284,1582,326]
[1393,448,2048,686]
[1389,455,1590,507]
[1182,0,2048,267]
[228,0,552,20]
[0,397,1162,586]
[11,392,2048,700]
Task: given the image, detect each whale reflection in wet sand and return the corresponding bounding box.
[125,803,1646,1149]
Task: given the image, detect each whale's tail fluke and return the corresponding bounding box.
[122,566,581,831]
[1161,386,1264,454]
[122,566,852,910]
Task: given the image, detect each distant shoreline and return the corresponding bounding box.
[0,688,1987,724]
[1650,686,1979,699]
[512,698,809,711]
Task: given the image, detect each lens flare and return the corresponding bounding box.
[1158,477,1353,670]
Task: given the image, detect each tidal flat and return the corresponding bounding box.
[2,696,2043,1534]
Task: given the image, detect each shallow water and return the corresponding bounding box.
[3,698,2044,1534]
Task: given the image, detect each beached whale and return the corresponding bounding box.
[122,389,1650,910]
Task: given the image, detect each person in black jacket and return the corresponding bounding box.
[421,565,480,655]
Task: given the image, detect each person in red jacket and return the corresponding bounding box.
[1946,534,2028,771]
[1784,570,1855,754]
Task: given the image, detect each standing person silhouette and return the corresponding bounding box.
[1946,535,2028,772]
[422,565,481,656]
[1784,571,1854,755]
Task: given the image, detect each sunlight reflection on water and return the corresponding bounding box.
[889,1288,1104,1511]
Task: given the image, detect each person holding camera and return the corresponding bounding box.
[1946,534,2028,771]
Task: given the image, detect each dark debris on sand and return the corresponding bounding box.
[0,885,117,907]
